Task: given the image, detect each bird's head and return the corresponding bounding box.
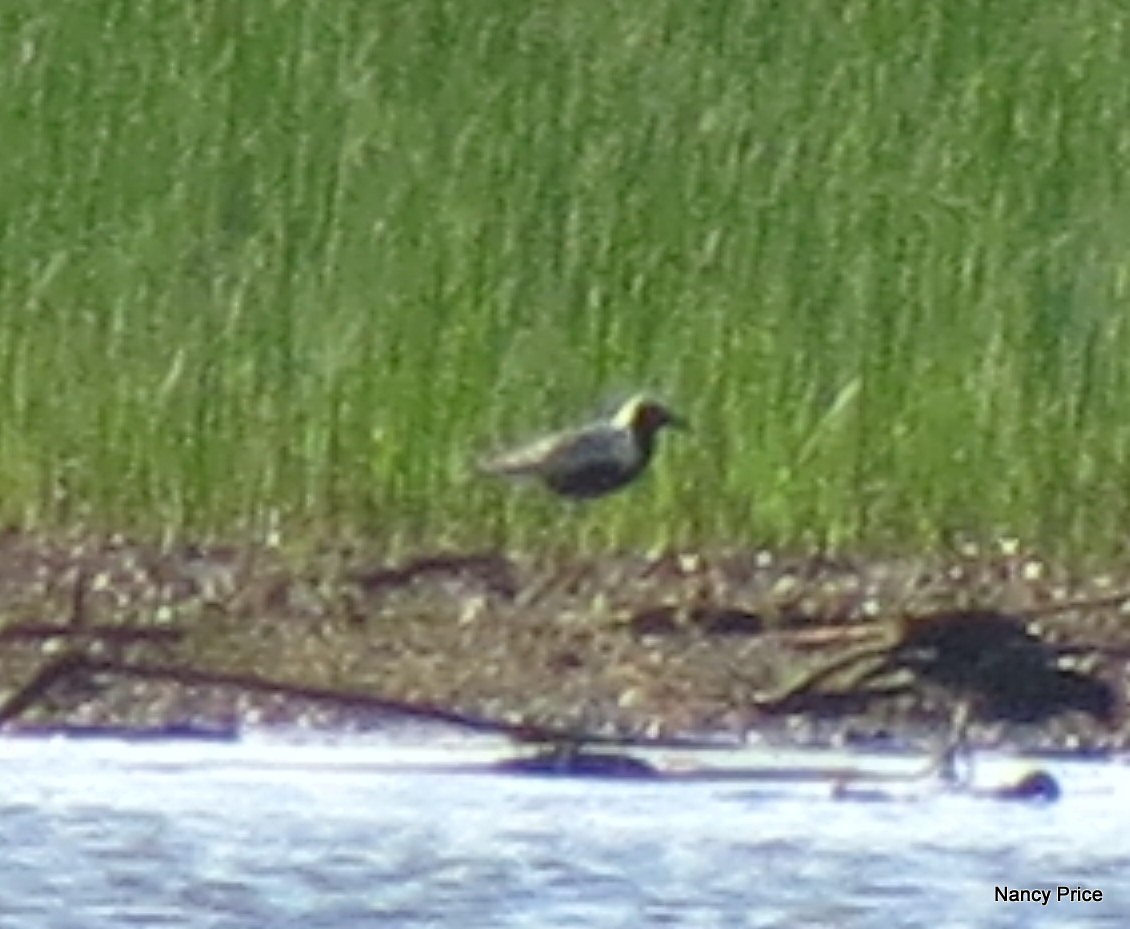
[613,395,687,440]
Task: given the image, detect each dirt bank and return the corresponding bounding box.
[0,530,1127,753]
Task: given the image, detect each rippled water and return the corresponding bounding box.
[0,736,1126,928]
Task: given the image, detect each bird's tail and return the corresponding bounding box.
[476,450,540,477]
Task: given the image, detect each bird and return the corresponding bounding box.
[752,609,1120,786]
[479,395,686,500]
[872,611,1119,783]
[881,610,1118,727]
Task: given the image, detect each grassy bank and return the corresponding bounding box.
[1,0,1129,556]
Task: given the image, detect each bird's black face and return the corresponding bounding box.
[633,401,686,436]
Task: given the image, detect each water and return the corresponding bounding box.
[0,736,1126,928]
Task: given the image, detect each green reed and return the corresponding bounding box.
[1,0,1129,557]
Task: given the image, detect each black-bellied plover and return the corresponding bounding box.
[480,395,685,499]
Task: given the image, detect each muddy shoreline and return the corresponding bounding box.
[0,530,1127,754]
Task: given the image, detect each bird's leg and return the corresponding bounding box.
[924,698,974,786]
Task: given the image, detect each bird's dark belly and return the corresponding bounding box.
[547,463,635,499]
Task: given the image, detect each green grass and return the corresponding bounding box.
[2,0,1130,558]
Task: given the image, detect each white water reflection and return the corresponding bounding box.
[0,736,1126,928]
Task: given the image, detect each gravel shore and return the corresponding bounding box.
[0,530,1127,754]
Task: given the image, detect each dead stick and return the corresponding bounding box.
[0,654,731,749]
[0,624,183,645]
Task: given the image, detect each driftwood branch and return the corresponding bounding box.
[0,652,93,725]
[0,653,730,749]
[0,623,183,646]
[749,641,899,714]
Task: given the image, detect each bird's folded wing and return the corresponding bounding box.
[481,425,632,476]
[479,431,570,475]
